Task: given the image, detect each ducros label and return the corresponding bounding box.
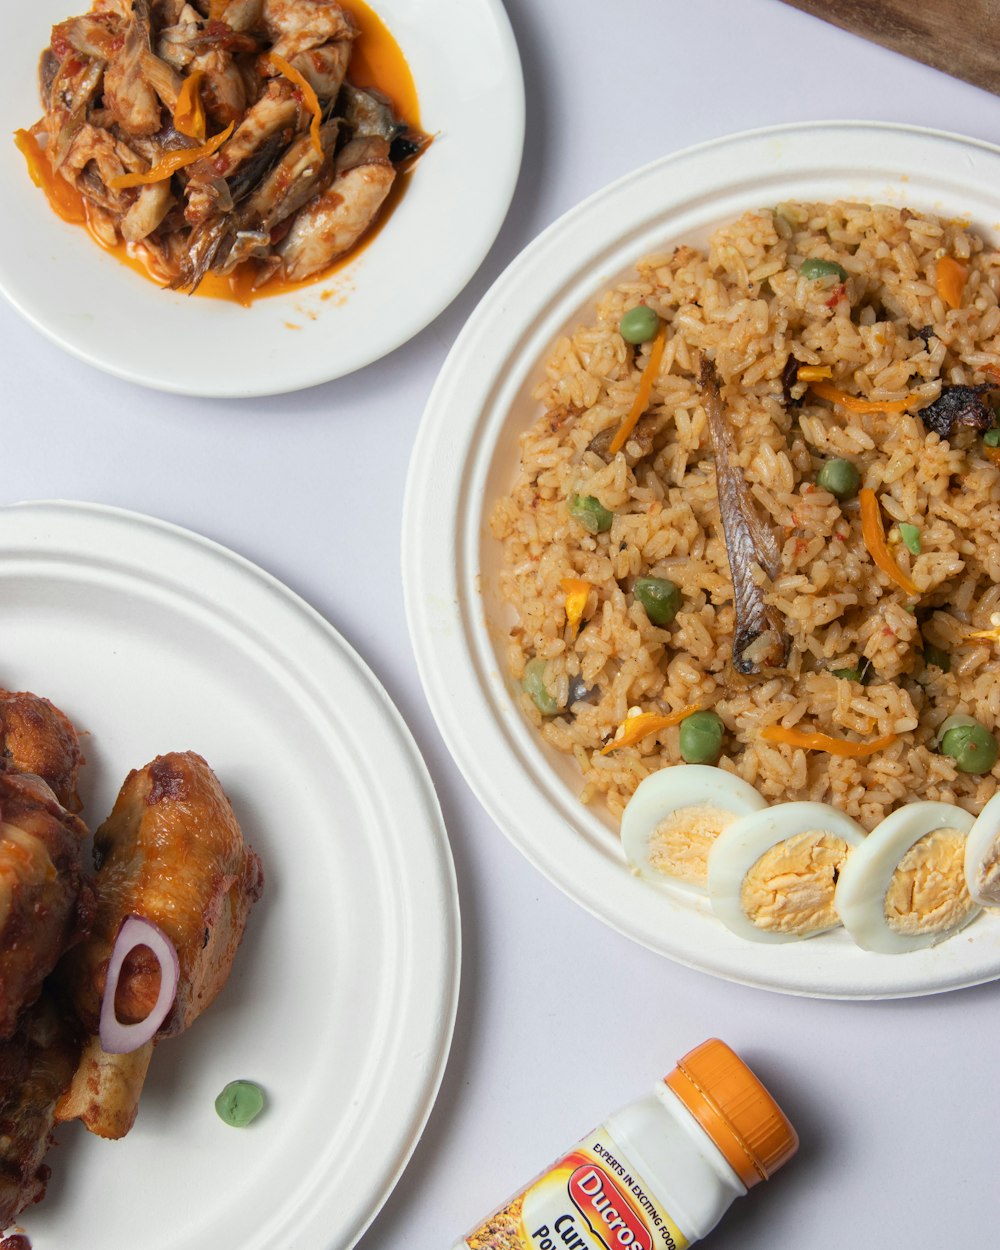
[461,1129,689,1250]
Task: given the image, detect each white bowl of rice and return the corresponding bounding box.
[403,121,1000,998]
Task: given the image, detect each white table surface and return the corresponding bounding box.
[3,1,1000,1247]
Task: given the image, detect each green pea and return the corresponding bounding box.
[619,305,660,345]
[922,644,950,673]
[940,721,998,774]
[799,257,848,282]
[984,428,1000,447]
[567,493,614,534]
[522,657,558,715]
[816,457,861,500]
[633,577,682,627]
[898,523,921,555]
[679,710,725,764]
[215,1080,265,1128]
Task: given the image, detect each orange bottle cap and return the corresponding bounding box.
[664,1038,798,1189]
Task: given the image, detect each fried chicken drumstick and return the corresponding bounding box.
[59,750,264,1138]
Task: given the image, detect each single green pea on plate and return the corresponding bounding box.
[216,1080,266,1128]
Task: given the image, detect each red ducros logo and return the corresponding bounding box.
[567,1165,653,1250]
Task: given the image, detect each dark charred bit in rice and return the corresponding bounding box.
[586,412,659,465]
[567,675,600,707]
[546,403,583,433]
[914,324,936,348]
[780,354,804,409]
[919,384,996,438]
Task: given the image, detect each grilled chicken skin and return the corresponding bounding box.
[66,750,263,1037]
[0,993,81,1230]
[58,751,263,1138]
[0,689,86,813]
[0,767,91,1040]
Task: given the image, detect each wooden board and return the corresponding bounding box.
[780,0,1000,95]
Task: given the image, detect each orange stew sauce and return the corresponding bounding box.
[16,0,422,306]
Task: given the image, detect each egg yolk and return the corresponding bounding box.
[883,827,975,936]
[648,804,734,886]
[739,831,849,935]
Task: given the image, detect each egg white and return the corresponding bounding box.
[964,792,1000,907]
[707,802,865,944]
[620,765,766,893]
[835,802,978,953]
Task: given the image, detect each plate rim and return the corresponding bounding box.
[0,0,525,397]
[0,498,461,1249]
[402,118,1000,1001]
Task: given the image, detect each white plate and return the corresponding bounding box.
[0,0,523,396]
[403,121,1000,1000]
[1,501,459,1250]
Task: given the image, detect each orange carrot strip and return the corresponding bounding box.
[935,256,968,310]
[600,703,702,755]
[173,70,206,142]
[608,325,667,456]
[760,724,897,758]
[107,122,234,188]
[795,364,832,382]
[809,380,913,414]
[859,487,919,596]
[967,626,1000,643]
[983,445,1000,466]
[14,127,86,224]
[263,53,323,156]
[560,578,591,639]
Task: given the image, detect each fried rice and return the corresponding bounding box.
[489,201,1000,832]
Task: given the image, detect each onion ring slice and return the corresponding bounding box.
[99,916,180,1055]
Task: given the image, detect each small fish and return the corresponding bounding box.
[700,361,790,675]
[287,37,352,99]
[104,0,162,136]
[276,135,394,281]
[262,0,358,60]
[120,179,174,241]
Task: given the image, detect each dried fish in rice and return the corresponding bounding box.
[700,361,790,675]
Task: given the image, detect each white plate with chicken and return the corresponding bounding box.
[0,499,460,1249]
[0,0,524,396]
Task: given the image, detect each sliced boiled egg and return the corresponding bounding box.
[707,802,865,943]
[834,802,979,953]
[964,792,1000,907]
[620,764,766,892]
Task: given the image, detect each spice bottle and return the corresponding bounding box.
[452,1038,798,1250]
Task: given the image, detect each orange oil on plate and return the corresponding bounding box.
[16,0,422,307]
